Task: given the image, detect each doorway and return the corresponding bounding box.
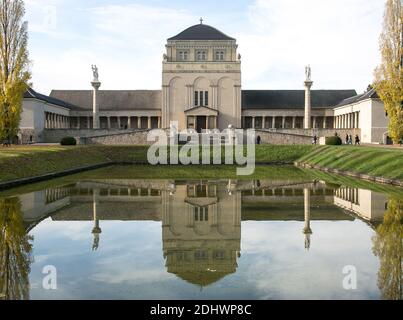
[196,116,207,133]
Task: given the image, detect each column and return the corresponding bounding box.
[272,116,276,129]
[87,116,91,129]
[107,117,111,129]
[148,117,152,129]
[158,117,161,129]
[186,85,192,109]
[304,80,313,129]
[117,117,121,129]
[282,116,286,129]
[138,117,142,129]
[252,116,255,129]
[162,85,170,128]
[92,81,101,129]
[312,117,317,129]
[262,116,266,129]
[128,116,131,129]
[323,117,327,129]
[355,112,359,129]
[206,116,209,130]
[303,188,313,250]
[292,116,296,129]
[92,189,101,251]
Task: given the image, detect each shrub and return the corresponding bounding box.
[60,137,77,146]
[325,136,342,145]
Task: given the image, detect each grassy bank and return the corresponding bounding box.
[0,145,313,183]
[298,145,403,180]
[0,144,402,184]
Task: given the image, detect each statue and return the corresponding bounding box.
[305,65,312,81]
[163,53,168,62]
[91,64,99,82]
[238,53,242,61]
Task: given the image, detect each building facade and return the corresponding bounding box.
[19,21,389,144]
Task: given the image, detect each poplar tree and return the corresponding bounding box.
[0,0,30,142]
[373,0,403,144]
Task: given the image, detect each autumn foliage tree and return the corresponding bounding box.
[373,0,403,144]
[0,0,31,142]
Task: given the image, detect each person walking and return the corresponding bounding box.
[349,135,353,145]
[312,135,318,145]
[355,135,360,146]
[256,135,261,145]
[345,134,349,145]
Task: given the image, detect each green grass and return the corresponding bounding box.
[298,145,403,180]
[0,144,402,184]
[0,145,313,183]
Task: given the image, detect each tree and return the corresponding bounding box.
[0,0,31,142]
[0,197,33,300]
[372,198,402,300]
[373,0,403,144]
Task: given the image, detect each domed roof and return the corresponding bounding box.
[168,23,235,41]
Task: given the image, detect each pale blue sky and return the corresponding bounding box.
[25,0,385,94]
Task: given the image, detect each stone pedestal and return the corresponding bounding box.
[92,81,101,129]
[304,80,313,129]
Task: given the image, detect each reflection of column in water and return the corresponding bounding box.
[303,188,313,250]
[92,189,102,251]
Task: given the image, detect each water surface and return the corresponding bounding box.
[0,166,401,300]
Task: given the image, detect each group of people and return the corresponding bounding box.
[345,134,360,146]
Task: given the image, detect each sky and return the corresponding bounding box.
[24,0,386,95]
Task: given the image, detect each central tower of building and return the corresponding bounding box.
[162,20,242,131]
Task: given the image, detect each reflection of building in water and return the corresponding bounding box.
[162,182,241,287]
[16,179,390,287]
[334,187,388,223]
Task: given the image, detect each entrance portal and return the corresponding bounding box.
[196,116,207,133]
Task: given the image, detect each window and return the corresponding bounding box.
[178,50,188,61]
[194,91,209,107]
[196,50,207,61]
[215,50,225,61]
[194,206,209,222]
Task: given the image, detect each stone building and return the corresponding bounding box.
[19,21,389,144]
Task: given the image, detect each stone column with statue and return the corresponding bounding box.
[91,65,101,129]
[304,65,313,129]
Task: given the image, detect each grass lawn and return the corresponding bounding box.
[0,144,402,184]
[298,145,403,180]
[0,145,313,183]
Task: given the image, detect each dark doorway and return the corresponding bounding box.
[196,116,207,133]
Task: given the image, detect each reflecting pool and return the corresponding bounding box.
[0,169,402,300]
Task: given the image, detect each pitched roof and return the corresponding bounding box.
[168,23,235,41]
[335,88,379,108]
[24,87,77,109]
[241,90,357,110]
[50,90,162,111]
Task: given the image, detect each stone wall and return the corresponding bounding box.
[254,128,361,145]
[78,130,153,145]
[43,129,138,143]
[275,128,361,138]
[255,130,312,145]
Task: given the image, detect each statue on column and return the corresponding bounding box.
[305,65,312,81]
[91,64,99,82]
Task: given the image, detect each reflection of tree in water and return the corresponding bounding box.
[0,197,33,300]
[372,198,402,300]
